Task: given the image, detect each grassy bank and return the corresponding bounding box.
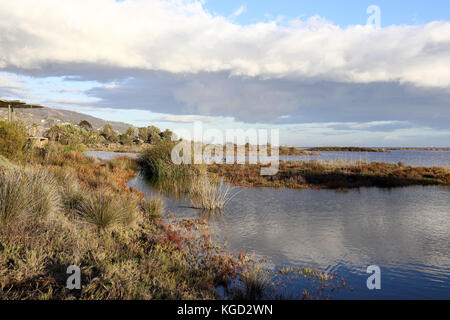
[208,160,450,189]
[0,144,257,299]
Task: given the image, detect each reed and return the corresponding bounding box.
[189,175,237,211]
[140,142,192,182]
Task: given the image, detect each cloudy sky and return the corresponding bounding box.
[1,0,450,146]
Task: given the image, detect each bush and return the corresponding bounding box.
[0,120,29,161]
[46,124,97,148]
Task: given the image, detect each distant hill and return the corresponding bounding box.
[0,107,132,135]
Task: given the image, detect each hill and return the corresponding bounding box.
[0,107,131,135]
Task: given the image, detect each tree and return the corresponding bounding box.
[101,124,118,142]
[147,126,162,145]
[126,126,136,138]
[79,120,93,131]
[119,134,133,145]
[138,127,149,142]
[159,129,174,142]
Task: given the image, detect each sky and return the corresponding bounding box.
[1,0,450,147]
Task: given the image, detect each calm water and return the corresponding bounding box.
[84,149,450,168]
[280,150,450,167]
[87,151,450,299]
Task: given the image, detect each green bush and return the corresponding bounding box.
[0,120,29,160]
[46,124,98,147]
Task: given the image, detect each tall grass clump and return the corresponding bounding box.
[238,266,270,300]
[189,175,237,211]
[140,142,191,182]
[50,167,85,213]
[141,195,165,220]
[25,168,61,219]
[76,190,138,231]
[0,169,32,223]
[0,167,61,223]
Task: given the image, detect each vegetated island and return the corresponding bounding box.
[387,147,450,151]
[208,161,450,190]
[306,146,390,153]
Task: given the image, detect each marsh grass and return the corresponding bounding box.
[141,195,165,220]
[76,190,138,231]
[189,175,238,211]
[0,167,61,223]
[140,143,193,182]
[0,170,32,223]
[26,168,61,219]
[209,160,450,189]
[231,265,271,300]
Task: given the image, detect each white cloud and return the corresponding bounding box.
[230,5,246,18]
[0,0,449,88]
[0,73,25,97]
[156,114,218,123]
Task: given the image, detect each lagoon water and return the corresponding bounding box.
[84,149,450,167]
[281,149,450,167]
[87,151,450,299]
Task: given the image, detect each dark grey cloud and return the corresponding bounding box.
[83,71,450,129]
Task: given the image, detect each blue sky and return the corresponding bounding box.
[1,0,450,147]
[205,0,450,26]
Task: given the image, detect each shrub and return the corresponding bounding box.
[0,120,28,160]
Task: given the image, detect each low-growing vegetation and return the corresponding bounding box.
[208,160,450,189]
[0,143,257,299]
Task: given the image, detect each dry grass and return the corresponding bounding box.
[189,175,238,211]
[0,167,61,223]
[208,160,450,190]
[141,195,165,220]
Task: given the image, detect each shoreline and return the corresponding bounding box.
[208,160,450,190]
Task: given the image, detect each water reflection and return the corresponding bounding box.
[128,175,450,299]
[85,151,450,299]
[84,150,450,168]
